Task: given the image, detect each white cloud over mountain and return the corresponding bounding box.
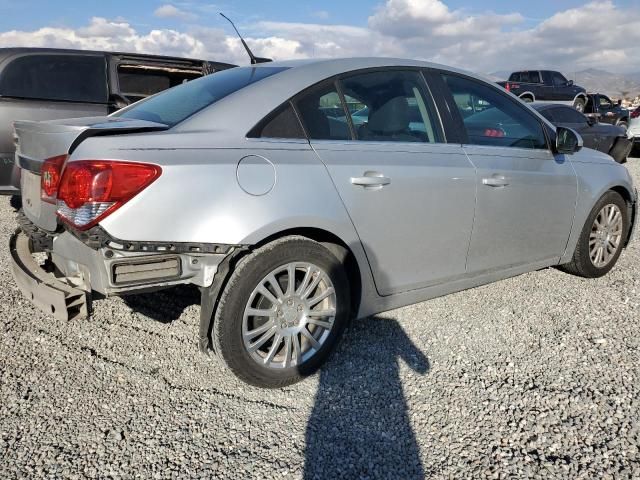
[0,0,638,74]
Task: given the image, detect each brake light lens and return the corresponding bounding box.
[483,128,505,138]
[57,160,161,230]
[40,155,67,203]
[631,107,640,119]
[505,83,511,92]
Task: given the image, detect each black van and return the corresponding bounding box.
[0,48,234,194]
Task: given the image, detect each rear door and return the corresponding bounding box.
[439,73,577,274]
[298,70,477,296]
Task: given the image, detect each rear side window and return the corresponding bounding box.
[509,72,521,82]
[116,66,288,127]
[340,70,441,143]
[248,103,305,139]
[551,107,587,124]
[117,65,202,103]
[443,74,547,149]
[294,82,351,140]
[0,54,107,103]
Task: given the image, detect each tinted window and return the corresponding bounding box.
[599,96,613,109]
[295,82,351,140]
[509,72,521,82]
[552,72,568,86]
[248,103,305,139]
[444,74,547,149]
[116,66,288,127]
[340,70,440,143]
[0,54,107,103]
[529,71,541,83]
[551,106,587,124]
[537,108,555,123]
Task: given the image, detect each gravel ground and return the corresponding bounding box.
[1,161,639,479]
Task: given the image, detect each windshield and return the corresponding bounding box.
[115,66,289,127]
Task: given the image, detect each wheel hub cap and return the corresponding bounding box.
[242,262,337,370]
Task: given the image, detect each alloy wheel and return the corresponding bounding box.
[242,262,337,369]
[589,203,623,268]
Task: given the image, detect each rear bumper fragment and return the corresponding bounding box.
[10,230,90,320]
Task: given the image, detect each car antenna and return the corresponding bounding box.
[219,13,272,65]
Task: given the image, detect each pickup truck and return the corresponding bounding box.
[584,93,629,129]
[497,70,588,112]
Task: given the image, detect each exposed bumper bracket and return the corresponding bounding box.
[10,230,90,321]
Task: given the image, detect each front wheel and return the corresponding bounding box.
[213,236,350,388]
[560,191,628,278]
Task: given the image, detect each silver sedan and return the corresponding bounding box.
[11,58,637,387]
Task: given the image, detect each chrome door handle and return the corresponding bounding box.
[482,175,509,187]
[351,171,391,188]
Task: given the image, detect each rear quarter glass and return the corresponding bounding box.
[115,66,289,127]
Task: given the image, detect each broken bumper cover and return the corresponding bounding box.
[10,230,90,320]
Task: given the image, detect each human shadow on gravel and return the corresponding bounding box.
[304,316,429,479]
[122,285,200,323]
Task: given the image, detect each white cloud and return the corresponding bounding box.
[154,4,196,21]
[0,1,639,75]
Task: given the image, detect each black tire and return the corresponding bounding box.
[617,120,628,131]
[521,96,533,103]
[9,195,22,211]
[213,236,350,388]
[560,191,628,278]
[573,98,586,112]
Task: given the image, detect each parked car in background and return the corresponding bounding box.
[627,106,640,148]
[10,58,637,388]
[0,48,235,195]
[498,70,588,111]
[532,103,632,163]
[584,93,629,129]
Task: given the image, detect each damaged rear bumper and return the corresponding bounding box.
[10,230,90,320]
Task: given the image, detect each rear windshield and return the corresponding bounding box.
[115,66,289,127]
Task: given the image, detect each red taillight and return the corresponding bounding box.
[57,160,161,230]
[631,108,640,119]
[483,128,505,138]
[40,155,67,203]
[505,83,511,92]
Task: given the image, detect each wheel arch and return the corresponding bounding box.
[519,92,535,102]
[250,227,364,316]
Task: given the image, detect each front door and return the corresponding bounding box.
[441,73,577,274]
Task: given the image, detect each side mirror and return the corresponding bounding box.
[617,99,622,106]
[567,80,574,86]
[555,126,583,154]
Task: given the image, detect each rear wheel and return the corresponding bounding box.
[521,96,533,103]
[573,98,586,112]
[213,236,350,388]
[561,191,628,278]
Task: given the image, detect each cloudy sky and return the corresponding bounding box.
[1,0,639,74]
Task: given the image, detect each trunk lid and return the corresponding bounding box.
[15,116,168,231]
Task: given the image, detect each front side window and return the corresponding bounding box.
[294,82,351,140]
[529,71,541,83]
[599,96,613,109]
[443,74,547,149]
[0,54,107,103]
[340,70,440,143]
[552,72,568,86]
[116,66,288,127]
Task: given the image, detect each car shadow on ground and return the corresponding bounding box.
[121,284,201,323]
[303,315,430,479]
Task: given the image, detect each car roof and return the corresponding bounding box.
[0,47,235,69]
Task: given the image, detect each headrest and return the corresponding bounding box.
[367,97,410,133]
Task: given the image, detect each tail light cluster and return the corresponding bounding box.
[631,107,640,119]
[40,157,161,230]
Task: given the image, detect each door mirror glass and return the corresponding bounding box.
[555,126,583,154]
[567,79,574,86]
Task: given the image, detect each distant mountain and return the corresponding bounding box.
[487,69,640,99]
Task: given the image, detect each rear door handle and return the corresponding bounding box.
[482,175,509,187]
[351,171,391,188]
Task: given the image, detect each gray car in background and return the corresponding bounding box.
[10,58,637,387]
[0,48,234,194]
